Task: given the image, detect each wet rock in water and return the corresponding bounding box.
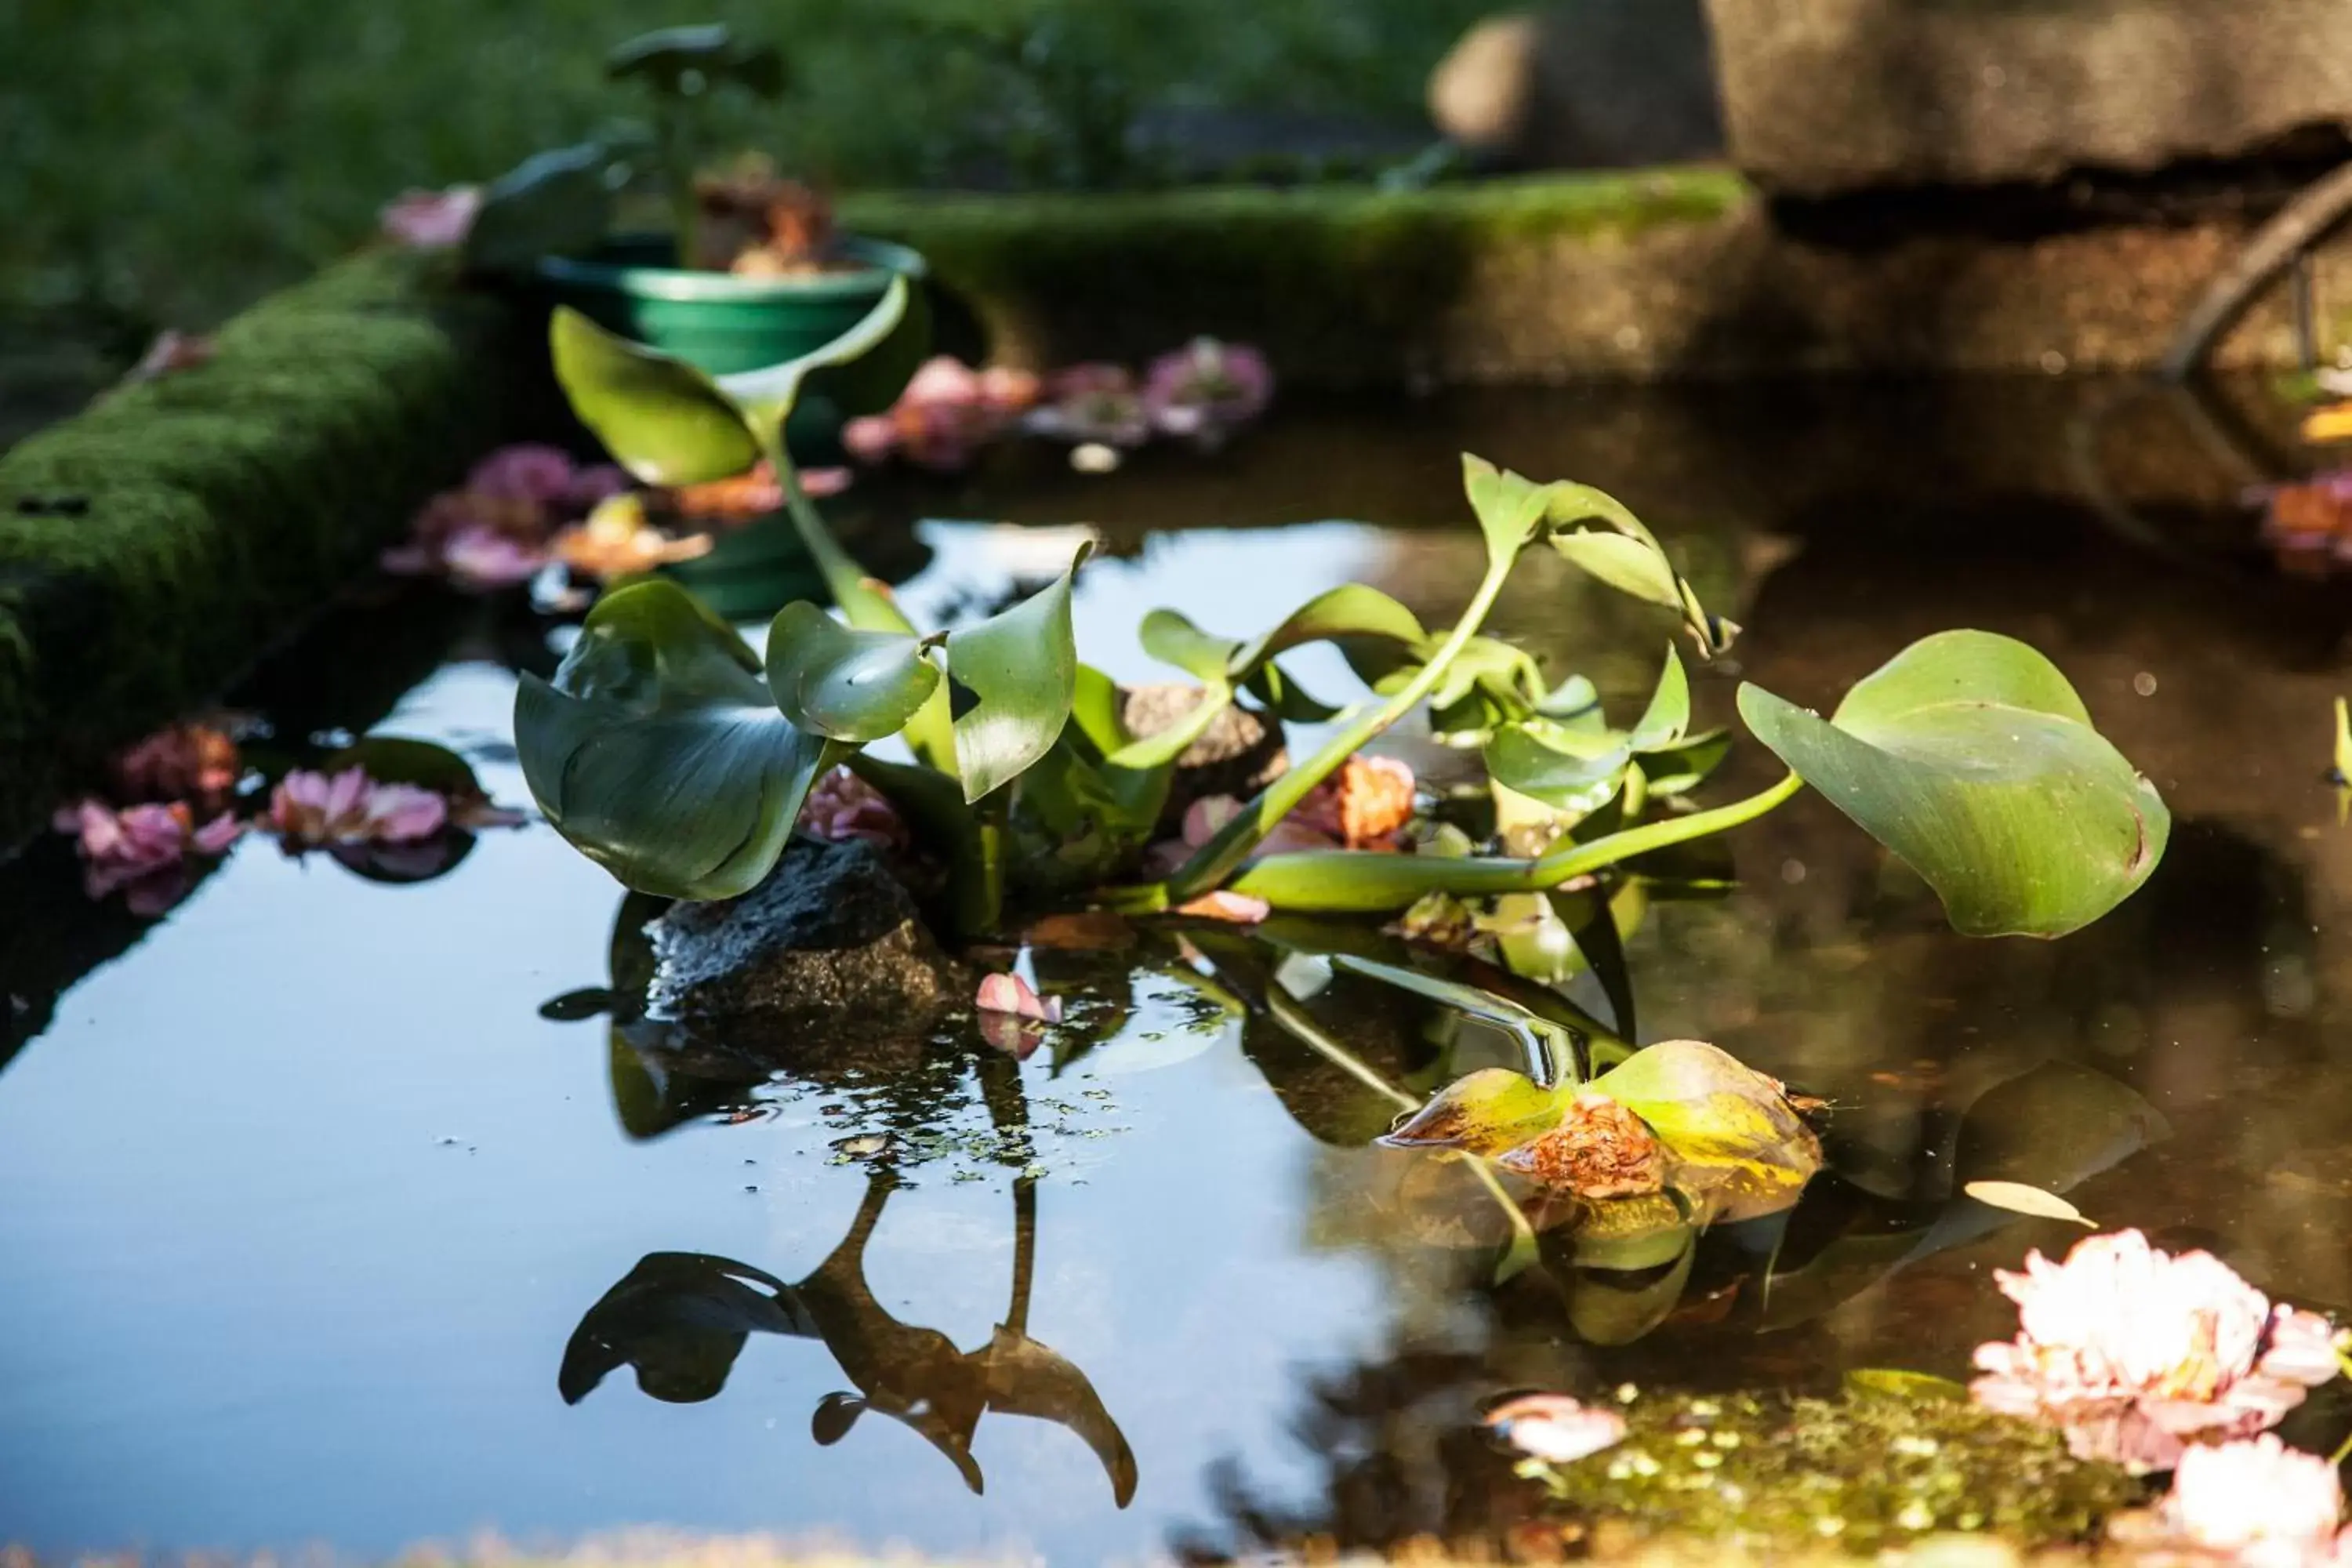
[645,837,965,1065]
[1428,1,1724,171]
[1705,0,2352,195]
[1120,683,1288,829]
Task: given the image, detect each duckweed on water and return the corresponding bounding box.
[1529,1389,2142,1552]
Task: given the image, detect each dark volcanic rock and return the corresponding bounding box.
[645,838,966,1062]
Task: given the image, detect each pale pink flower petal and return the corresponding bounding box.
[1485,1395,1628,1465]
[270,769,448,849]
[441,526,546,591]
[1172,890,1271,924]
[381,186,483,249]
[798,466,855,498]
[976,971,1063,1025]
[191,815,246,856]
[794,767,908,851]
[366,785,448,844]
[841,416,896,465]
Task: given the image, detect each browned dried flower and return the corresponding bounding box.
[1497,1091,1669,1199]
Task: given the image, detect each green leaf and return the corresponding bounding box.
[1229,584,1428,674]
[463,142,616,274]
[551,274,921,486]
[1486,728,1632,811]
[1139,609,1242,682]
[550,308,760,487]
[1635,730,1732,797]
[1737,630,2169,938]
[764,602,939,743]
[1628,645,1691,752]
[1549,531,1682,611]
[946,546,1086,800]
[1243,662,1342,723]
[515,579,836,900]
[1461,454,1551,567]
[1588,1040,1821,1222]
[1379,1066,1576,1157]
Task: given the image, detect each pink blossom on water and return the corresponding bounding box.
[798,466,855,499]
[53,799,241,905]
[1145,337,1273,440]
[1171,889,1272,924]
[380,186,482,249]
[2149,1436,2349,1566]
[794,767,909,851]
[1484,1394,1628,1465]
[441,526,547,591]
[1026,364,1152,448]
[466,444,579,506]
[268,770,448,849]
[1969,1229,2343,1472]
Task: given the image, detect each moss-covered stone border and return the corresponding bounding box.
[846,168,2352,385]
[0,248,543,850]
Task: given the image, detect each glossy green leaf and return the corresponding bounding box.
[463,142,616,274]
[1461,454,1550,567]
[1243,662,1342,723]
[1486,728,1631,811]
[550,308,760,487]
[1737,630,2169,938]
[1379,1066,1575,1157]
[714,273,922,436]
[1230,584,1428,673]
[1635,730,1732,797]
[764,602,939,743]
[515,579,836,900]
[1139,609,1242,682]
[946,546,1086,801]
[1588,1040,1821,1222]
[1551,531,1682,611]
[1564,1233,1697,1346]
[1628,645,1691,752]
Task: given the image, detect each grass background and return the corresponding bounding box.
[0,0,1489,335]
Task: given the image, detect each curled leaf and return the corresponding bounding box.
[1586,1040,1820,1222]
[765,602,939,743]
[1380,1067,1576,1157]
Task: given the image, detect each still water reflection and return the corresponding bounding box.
[3,383,2351,1559]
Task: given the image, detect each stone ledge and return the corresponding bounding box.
[0,248,541,851]
[847,171,2348,386]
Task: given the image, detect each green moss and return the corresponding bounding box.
[840,169,1753,383]
[1530,1388,2142,1553]
[0,247,546,848]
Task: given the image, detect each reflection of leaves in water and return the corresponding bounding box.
[561,1178,1136,1505]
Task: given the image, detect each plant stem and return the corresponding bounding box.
[1164,554,1518,901]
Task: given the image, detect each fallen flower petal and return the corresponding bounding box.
[1485,1394,1628,1465]
[976,971,1064,1025]
[53,797,241,906]
[441,526,547,591]
[666,461,786,523]
[1496,1091,1670,1200]
[1172,890,1272,924]
[794,767,909,852]
[800,466,855,498]
[553,495,714,580]
[1969,1229,2342,1472]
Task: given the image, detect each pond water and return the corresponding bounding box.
[4,379,2351,1561]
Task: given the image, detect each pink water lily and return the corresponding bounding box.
[53,798,243,906]
[267,769,448,849]
[1970,1229,2343,1472]
[976,972,1063,1025]
[1484,1394,1628,1465]
[440,526,547,590]
[467,444,580,506]
[380,185,482,249]
[2140,1435,2352,1566]
[1145,338,1273,441]
[844,355,1040,472]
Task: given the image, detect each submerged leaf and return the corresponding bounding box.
[1962,1181,2095,1228]
[515,579,836,899]
[1380,1067,1577,1157]
[1738,630,2169,938]
[1587,1040,1820,1222]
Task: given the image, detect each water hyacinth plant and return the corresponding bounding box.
[518,279,2176,1299]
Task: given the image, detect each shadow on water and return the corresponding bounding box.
[8,373,2352,1560]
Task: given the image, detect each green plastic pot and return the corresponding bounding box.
[535,233,928,455]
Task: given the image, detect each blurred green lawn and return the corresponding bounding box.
[0,0,1486,332]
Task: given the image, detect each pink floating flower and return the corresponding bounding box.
[799,466,855,499]
[441,525,547,591]
[976,971,1063,1025]
[1145,337,1274,441]
[1485,1394,1628,1465]
[795,767,909,851]
[268,770,448,849]
[1970,1229,2343,1472]
[466,444,579,506]
[846,355,1039,472]
[380,185,483,249]
[52,798,242,906]
[2150,1435,2349,1565]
